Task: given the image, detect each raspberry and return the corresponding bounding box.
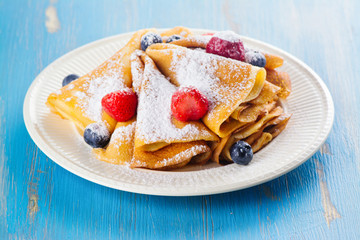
[206,36,245,61]
[101,89,138,122]
[171,87,209,122]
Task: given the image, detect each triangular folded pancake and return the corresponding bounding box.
[130,51,218,169]
[94,118,136,165]
[230,81,280,122]
[145,43,266,137]
[213,106,291,163]
[169,35,284,71]
[133,51,218,151]
[92,49,147,165]
[46,28,155,134]
[90,28,195,167]
[245,113,291,152]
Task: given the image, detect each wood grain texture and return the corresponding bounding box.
[1,0,360,239]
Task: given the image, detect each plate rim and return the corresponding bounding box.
[23,28,335,196]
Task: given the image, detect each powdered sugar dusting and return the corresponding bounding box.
[74,91,86,99]
[135,60,205,144]
[180,31,188,36]
[75,57,127,122]
[157,144,208,167]
[111,121,136,144]
[131,144,208,168]
[169,47,252,120]
[214,30,241,43]
[67,83,74,90]
[130,50,144,94]
[245,50,264,63]
[170,49,221,110]
[86,122,110,139]
[190,35,212,45]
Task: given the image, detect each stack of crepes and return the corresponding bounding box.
[46,27,292,169]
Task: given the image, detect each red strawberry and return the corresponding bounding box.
[206,35,245,61]
[101,89,138,122]
[171,87,209,122]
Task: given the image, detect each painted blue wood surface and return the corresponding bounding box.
[1,0,360,239]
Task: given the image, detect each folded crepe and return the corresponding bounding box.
[213,105,291,163]
[46,29,155,134]
[130,51,219,169]
[211,78,291,163]
[169,35,284,71]
[145,43,266,138]
[94,118,136,165]
[212,79,291,163]
[264,53,284,70]
[245,112,291,152]
[265,69,291,99]
[230,81,281,122]
[88,27,197,167]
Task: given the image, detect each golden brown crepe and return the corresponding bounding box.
[46,29,155,134]
[130,51,218,169]
[263,52,284,70]
[211,78,291,163]
[266,69,292,99]
[94,118,136,165]
[46,27,292,170]
[146,43,266,138]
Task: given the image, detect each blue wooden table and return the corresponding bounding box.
[1,0,359,239]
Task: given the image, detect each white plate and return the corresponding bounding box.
[23,29,334,196]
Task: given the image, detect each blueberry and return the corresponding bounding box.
[166,35,182,43]
[230,140,253,165]
[83,122,110,148]
[245,51,266,68]
[62,74,79,87]
[141,32,163,51]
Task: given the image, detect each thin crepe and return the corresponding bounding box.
[46,29,155,134]
[146,43,266,137]
[130,51,218,169]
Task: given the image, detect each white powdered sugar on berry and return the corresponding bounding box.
[214,31,241,43]
[87,122,110,139]
[245,50,263,63]
[75,56,127,122]
[135,60,204,143]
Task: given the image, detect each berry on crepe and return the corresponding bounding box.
[171,86,209,122]
[101,89,138,122]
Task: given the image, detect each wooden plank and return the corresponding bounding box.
[0,0,359,239]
